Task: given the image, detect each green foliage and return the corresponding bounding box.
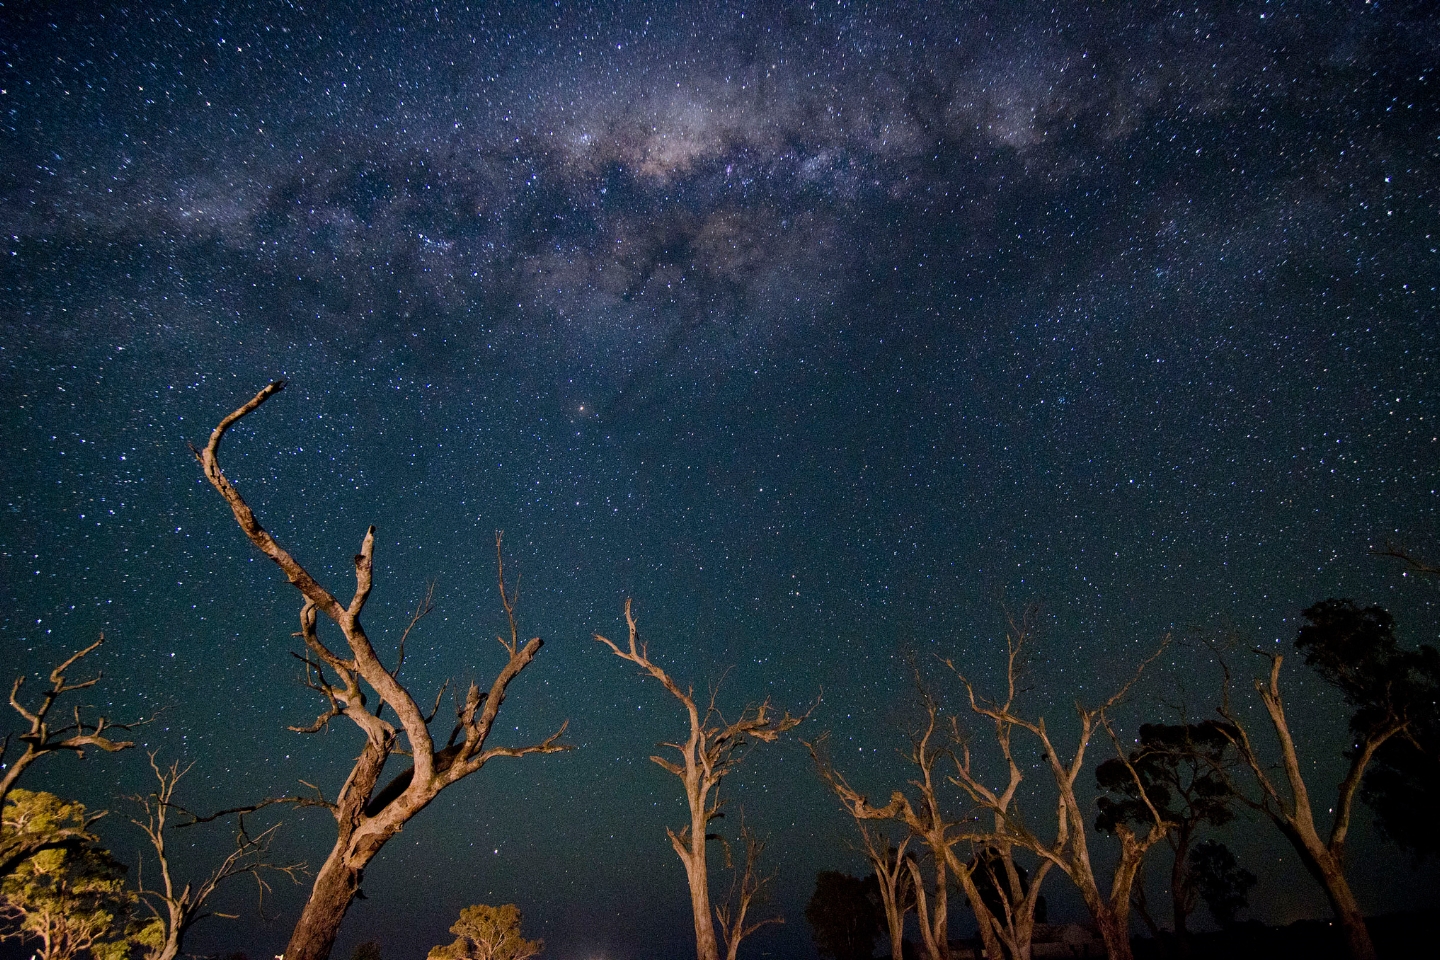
[2,789,92,841]
[428,904,543,960]
[1188,840,1255,928]
[1,788,98,881]
[351,940,384,960]
[805,871,882,960]
[0,801,139,960]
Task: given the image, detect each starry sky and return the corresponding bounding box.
[1,0,1438,957]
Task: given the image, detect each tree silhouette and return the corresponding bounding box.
[1094,721,1240,935]
[805,871,882,960]
[1188,840,1255,929]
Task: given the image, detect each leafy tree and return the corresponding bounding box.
[1095,721,1240,935]
[1,642,134,878]
[1188,840,1255,928]
[0,796,149,960]
[428,904,542,960]
[1362,728,1440,860]
[805,871,882,960]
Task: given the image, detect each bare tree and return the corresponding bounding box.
[950,641,1169,960]
[129,753,303,960]
[194,381,570,960]
[1,638,134,877]
[594,599,804,960]
[856,825,912,960]
[945,614,1055,960]
[1216,654,1385,960]
[808,691,978,960]
[714,818,783,960]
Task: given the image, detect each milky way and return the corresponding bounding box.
[2,2,1438,958]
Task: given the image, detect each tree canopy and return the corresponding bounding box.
[428,904,543,960]
[805,871,882,960]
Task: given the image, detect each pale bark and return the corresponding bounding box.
[131,753,301,960]
[945,615,1054,960]
[196,382,570,960]
[808,694,973,960]
[595,600,803,960]
[857,826,912,960]
[950,638,1171,960]
[715,821,783,960]
[1,639,134,877]
[1218,654,1391,960]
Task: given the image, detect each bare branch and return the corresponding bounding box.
[195,384,569,960]
[596,599,806,960]
[1,637,136,820]
[129,752,305,960]
[1374,542,1440,580]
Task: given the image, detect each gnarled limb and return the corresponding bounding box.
[948,635,1171,960]
[944,610,1054,960]
[196,383,570,960]
[808,686,977,960]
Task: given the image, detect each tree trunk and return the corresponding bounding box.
[1309,847,1376,960]
[1093,908,1133,960]
[882,898,905,960]
[283,851,364,960]
[1170,831,1191,938]
[954,868,1005,960]
[682,847,720,960]
[153,924,182,960]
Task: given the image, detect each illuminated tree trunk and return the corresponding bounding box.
[596,600,801,960]
[1220,654,1390,960]
[197,382,568,959]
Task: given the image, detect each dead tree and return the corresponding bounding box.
[975,644,1170,960]
[714,818,783,960]
[129,753,303,960]
[594,599,803,960]
[1,638,134,877]
[944,613,1055,960]
[808,692,978,960]
[195,381,570,960]
[1216,654,1386,960]
[856,825,912,960]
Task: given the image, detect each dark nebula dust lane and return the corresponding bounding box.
[2,2,1438,958]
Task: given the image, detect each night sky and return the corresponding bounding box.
[2,1,1438,957]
